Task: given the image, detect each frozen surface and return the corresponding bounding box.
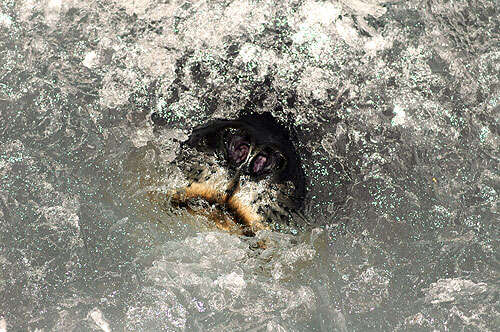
[0,0,498,331]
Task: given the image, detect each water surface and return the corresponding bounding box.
[0,0,498,331]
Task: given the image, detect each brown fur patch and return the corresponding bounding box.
[147,182,268,236]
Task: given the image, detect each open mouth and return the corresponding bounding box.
[147,182,268,237]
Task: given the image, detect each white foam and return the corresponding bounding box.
[391,104,407,127]
[0,12,12,28]
[82,51,98,69]
[301,1,341,26]
[0,317,6,332]
[89,308,111,332]
[214,272,247,294]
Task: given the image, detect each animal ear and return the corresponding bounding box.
[222,128,252,166]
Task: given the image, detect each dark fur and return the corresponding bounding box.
[184,113,306,208]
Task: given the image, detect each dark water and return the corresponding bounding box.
[0,0,498,331]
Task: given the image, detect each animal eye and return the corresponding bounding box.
[223,129,251,166]
[249,148,285,176]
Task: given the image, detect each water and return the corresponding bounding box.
[0,0,498,331]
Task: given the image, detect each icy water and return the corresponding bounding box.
[0,0,498,331]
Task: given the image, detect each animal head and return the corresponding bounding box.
[150,112,306,236]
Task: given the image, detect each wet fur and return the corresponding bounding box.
[151,112,306,236]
